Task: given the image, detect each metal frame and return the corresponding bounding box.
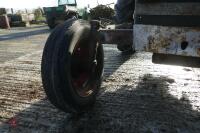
[91,1,200,67]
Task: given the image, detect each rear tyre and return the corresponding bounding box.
[115,0,135,24]
[117,45,135,54]
[41,18,104,113]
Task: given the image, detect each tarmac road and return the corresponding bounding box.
[0,25,200,133]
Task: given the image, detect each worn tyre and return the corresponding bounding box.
[115,0,135,24]
[41,18,104,113]
[117,45,135,54]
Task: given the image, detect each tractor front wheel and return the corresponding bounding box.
[41,19,104,113]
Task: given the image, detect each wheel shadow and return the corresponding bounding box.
[0,74,199,133]
[62,74,200,133]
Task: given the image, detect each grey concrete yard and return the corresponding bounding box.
[0,25,200,133]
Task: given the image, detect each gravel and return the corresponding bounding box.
[0,26,199,133]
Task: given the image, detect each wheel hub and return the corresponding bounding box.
[71,41,98,97]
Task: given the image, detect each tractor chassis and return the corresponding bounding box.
[90,20,200,68]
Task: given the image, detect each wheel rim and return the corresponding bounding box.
[71,40,98,97]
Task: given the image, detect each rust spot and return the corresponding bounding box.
[193,27,200,32]
[147,35,171,52]
[8,117,17,128]
[197,48,200,56]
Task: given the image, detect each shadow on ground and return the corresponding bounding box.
[62,74,200,133]
[10,25,48,30]
[1,74,199,133]
[0,28,50,41]
[0,45,199,133]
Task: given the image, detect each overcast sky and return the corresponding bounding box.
[0,0,117,9]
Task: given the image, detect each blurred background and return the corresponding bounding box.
[0,0,117,29]
[0,0,116,9]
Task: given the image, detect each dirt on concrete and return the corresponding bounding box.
[0,26,200,133]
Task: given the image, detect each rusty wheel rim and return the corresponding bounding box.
[71,40,97,97]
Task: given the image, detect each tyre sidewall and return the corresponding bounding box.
[53,19,103,111]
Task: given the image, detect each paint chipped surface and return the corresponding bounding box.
[134,24,200,57]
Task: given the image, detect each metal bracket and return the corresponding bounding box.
[99,29,133,45]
